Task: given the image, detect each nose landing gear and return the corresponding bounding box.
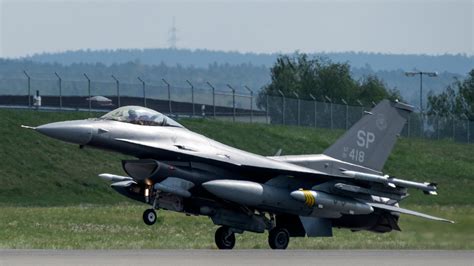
[143,209,157,225]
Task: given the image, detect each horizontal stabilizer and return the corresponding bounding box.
[368,202,454,223]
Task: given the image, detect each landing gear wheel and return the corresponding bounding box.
[143,209,157,225]
[215,226,236,250]
[268,227,290,250]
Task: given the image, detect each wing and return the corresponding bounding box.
[115,138,331,178]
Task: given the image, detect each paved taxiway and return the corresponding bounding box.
[1,249,472,266]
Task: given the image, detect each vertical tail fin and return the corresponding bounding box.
[323,100,413,172]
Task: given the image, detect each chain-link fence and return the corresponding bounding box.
[0,75,472,144]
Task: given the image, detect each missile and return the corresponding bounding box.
[342,170,395,187]
[341,170,437,195]
[202,179,311,215]
[202,180,373,217]
[290,190,374,215]
[99,173,133,182]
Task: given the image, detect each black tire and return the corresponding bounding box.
[143,209,157,225]
[268,227,290,250]
[215,226,236,250]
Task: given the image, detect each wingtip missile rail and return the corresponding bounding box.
[341,170,437,195]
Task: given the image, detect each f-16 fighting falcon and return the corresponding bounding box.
[23,100,453,249]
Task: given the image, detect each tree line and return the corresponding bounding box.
[258,54,401,104]
[427,70,474,120]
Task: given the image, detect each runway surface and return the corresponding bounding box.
[1,249,473,266]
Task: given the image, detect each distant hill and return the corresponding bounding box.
[25,49,473,75]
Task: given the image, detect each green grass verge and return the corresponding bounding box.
[0,205,472,249]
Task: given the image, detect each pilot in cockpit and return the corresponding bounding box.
[127,109,139,124]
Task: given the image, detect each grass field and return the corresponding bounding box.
[0,205,472,249]
[0,108,473,249]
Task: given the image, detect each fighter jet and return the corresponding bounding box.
[23,100,453,249]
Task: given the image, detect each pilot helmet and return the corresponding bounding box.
[128,109,138,119]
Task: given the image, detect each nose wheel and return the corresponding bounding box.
[214,226,236,249]
[143,209,157,225]
[268,227,290,249]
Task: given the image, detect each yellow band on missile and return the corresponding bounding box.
[302,190,315,207]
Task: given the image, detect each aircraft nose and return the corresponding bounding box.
[36,120,93,145]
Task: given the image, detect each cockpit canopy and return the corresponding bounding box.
[100,106,184,128]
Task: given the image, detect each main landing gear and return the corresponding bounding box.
[268,227,290,249]
[214,226,290,250]
[143,209,157,225]
[214,226,236,249]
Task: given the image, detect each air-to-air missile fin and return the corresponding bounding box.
[274,148,283,156]
[299,216,333,237]
[98,173,133,182]
[367,202,454,224]
[110,180,137,187]
[324,100,413,172]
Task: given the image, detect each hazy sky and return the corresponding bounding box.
[0,0,472,58]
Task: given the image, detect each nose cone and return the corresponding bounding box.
[36,120,93,145]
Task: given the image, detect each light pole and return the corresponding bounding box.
[405,71,438,136]
[186,80,195,117]
[405,71,438,113]
[137,77,146,107]
[111,75,120,107]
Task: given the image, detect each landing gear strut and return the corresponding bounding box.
[268,227,290,249]
[143,209,157,225]
[214,226,236,249]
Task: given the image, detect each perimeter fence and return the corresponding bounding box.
[0,74,472,144]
